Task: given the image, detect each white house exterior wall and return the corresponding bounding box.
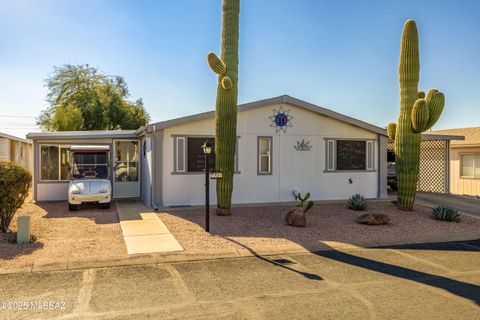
[161,103,379,206]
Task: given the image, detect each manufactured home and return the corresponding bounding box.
[430,127,480,196]
[28,95,462,207]
[0,132,33,172]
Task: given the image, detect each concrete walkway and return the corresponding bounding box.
[416,192,480,219]
[115,199,183,255]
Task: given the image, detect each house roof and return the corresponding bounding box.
[0,132,30,143]
[429,127,480,147]
[144,95,389,136]
[26,130,137,141]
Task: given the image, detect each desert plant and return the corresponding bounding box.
[388,19,445,211]
[432,206,460,222]
[347,194,367,211]
[0,162,31,232]
[206,0,240,216]
[296,192,314,213]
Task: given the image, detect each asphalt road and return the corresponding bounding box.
[1,240,480,320]
[416,192,480,218]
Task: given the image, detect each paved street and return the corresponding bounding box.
[416,192,480,218]
[1,240,480,320]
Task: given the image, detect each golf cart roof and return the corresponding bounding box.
[71,145,110,153]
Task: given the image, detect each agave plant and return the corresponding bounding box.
[296,192,314,213]
[432,206,460,222]
[347,194,367,211]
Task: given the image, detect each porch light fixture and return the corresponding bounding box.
[201,142,213,156]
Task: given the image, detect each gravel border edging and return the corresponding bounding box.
[2,236,479,275]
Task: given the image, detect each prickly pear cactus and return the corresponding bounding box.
[206,0,240,216]
[395,19,445,211]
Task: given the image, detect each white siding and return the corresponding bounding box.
[37,183,69,201]
[161,103,379,206]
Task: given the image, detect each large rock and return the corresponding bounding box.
[356,213,391,225]
[286,207,306,227]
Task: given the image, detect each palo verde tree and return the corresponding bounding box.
[37,64,149,131]
[388,20,445,211]
[206,0,240,216]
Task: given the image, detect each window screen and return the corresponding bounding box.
[336,140,366,171]
[187,137,215,172]
[41,146,59,180]
[258,137,272,174]
[460,154,480,178]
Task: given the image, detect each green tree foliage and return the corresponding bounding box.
[52,104,84,131]
[37,64,149,131]
[0,162,31,232]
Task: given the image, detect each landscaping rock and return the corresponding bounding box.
[356,213,391,225]
[286,208,306,227]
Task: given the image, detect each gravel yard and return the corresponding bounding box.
[2,198,479,272]
[159,201,480,254]
[0,199,127,271]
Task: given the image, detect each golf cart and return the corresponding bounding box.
[68,145,112,211]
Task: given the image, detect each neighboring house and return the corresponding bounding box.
[27,95,460,207]
[430,127,480,197]
[0,132,33,172]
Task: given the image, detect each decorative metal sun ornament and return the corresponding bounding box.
[269,105,293,133]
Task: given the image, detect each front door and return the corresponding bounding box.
[113,140,140,198]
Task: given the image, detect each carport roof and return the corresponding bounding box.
[428,127,479,146]
[27,130,137,140]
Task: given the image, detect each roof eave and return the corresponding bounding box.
[147,95,388,136]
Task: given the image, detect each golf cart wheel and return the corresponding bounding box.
[100,202,111,209]
[69,203,78,211]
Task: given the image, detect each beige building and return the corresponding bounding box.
[430,127,480,197]
[0,132,33,172]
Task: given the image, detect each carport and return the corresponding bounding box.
[387,133,464,194]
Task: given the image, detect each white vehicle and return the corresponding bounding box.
[68,145,112,211]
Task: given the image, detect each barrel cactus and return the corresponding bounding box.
[392,19,445,211]
[206,0,240,216]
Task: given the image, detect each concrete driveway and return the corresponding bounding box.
[416,192,480,218]
[1,240,479,319]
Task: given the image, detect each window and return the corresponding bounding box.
[20,146,24,159]
[115,141,139,182]
[325,139,375,171]
[187,137,215,172]
[258,137,272,175]
[173,136,239,173]
[460,154,480,178]
[40,145,72,181]
[60,147,72,180]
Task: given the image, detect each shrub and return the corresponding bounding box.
[432,205,460,222]
[296,192,314,213]
[0,162,31,232]
[347,194,367,211]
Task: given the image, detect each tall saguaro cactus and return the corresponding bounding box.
[389,19,445,211]
[206,0,240,216]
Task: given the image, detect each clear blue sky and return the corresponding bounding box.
[0,0,479,139]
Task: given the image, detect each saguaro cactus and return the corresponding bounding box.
[391,19,445,211]
[206,0,240,216]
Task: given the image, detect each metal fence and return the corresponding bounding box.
[387,140,449,193]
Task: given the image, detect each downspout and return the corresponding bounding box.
[149,125,160,211]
